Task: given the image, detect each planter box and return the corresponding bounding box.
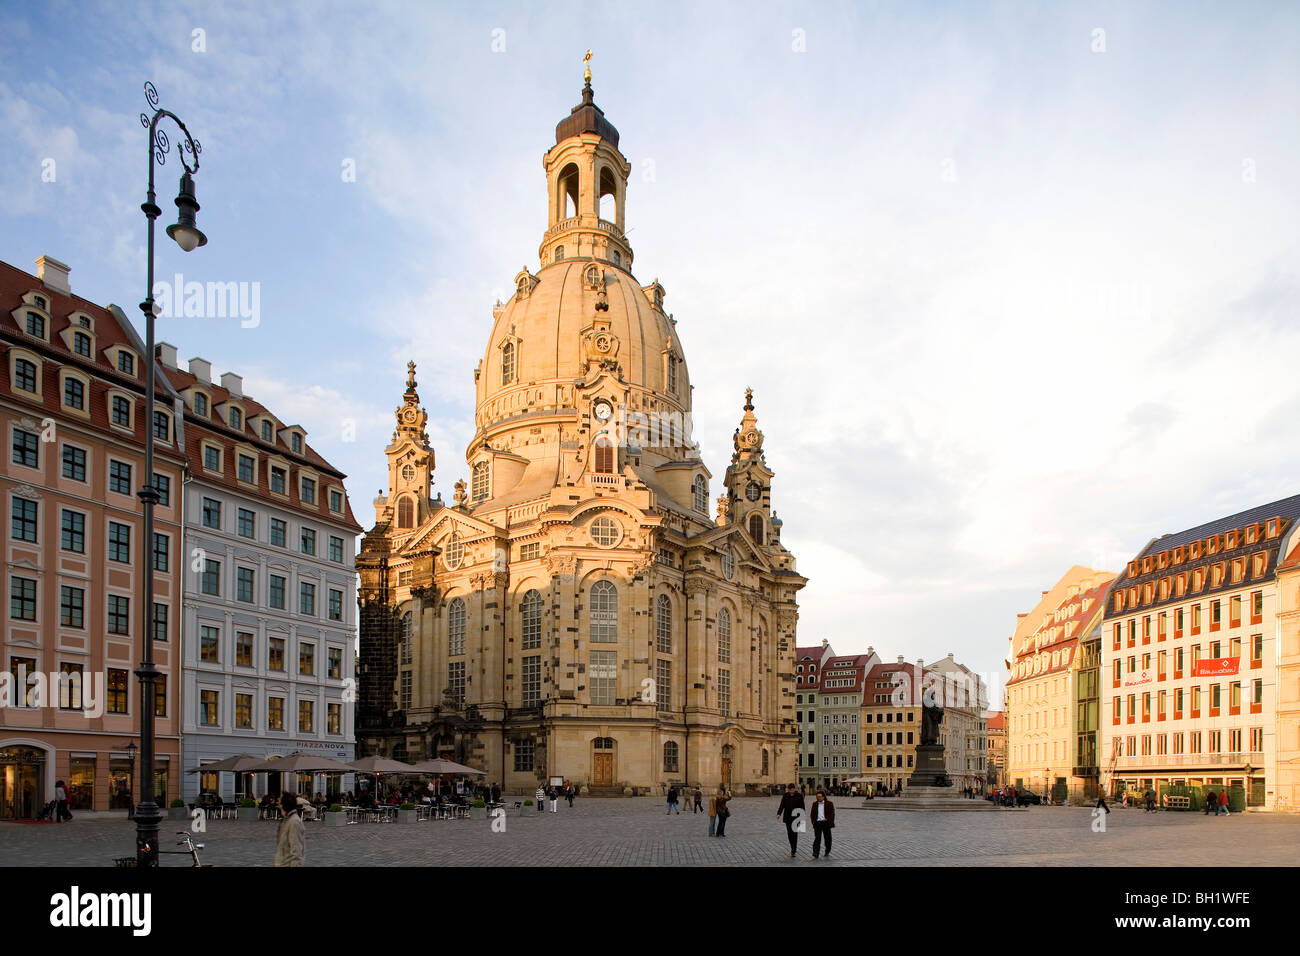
[519,803,534,816]
[236,807,260,822]
[324,811,348,828]
[397,809,417,824]
[469,806,487,820]
[167,807,189,821]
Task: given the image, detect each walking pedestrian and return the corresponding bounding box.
[54,780,71,823]
[1145,790,1156,813]
[566,781,575,807]
[693,787,703,813]
[810,789,835,859]
[1095,791,1111,814]
[714,789,731,837]
[1204,790,1216,815]
[1217,789,1229,816]
[776,782,805,858]
[666,785,680,815]
[491,782,501,804]
[536,783,546,811]
[273,792,305,867]
[707,791,718,836]
[549,785,559,813]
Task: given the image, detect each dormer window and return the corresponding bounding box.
[301,477,316,505]
[554,245,565,262]
[33,296,46,310]
[261,420,274,443]
[13,356,38,393]
[25,312,45,338]
[193,392,208,416]
[77,315,89,329]
[471,461,490,502]
[202,444,222,472]
[229,407,242,430]
[329,489,343,513]
[72,332,92,357]
[291,433,302,454]
[62,373,86,411]
[152,409,170,442]
[118,352,134,375]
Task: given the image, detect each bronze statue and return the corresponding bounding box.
[921,694,944,746]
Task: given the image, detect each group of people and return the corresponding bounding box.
[534,781,576,812]
[777,784,836,858]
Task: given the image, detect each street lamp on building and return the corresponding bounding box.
[133,81,207,867]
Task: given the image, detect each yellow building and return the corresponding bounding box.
[1005,566,1113,801]
[355,75,805,794]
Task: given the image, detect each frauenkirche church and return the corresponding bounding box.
[356,68,806,793]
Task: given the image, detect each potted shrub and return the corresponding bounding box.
[397,801,418,824]
[167,798,188,821]
[520,799,534,816]
[325,804,348,827]
[470,798,487,820]
[236,797,260,822]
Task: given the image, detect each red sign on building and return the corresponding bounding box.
[1192,657,1240,677]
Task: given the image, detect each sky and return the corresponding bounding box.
[2,1,1297,708]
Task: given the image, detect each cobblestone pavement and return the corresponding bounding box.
[2,799,1297,867]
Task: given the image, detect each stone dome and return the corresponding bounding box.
[473,257,689,444]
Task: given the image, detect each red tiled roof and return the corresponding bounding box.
[986,712,1005,731]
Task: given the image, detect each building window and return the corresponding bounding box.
[11,497,38,543]
[330,489,343,513]
[152,410,169,441]
[448,597,467,655]
[301,477,316,504]
[656,658,672,713]
[589,580,618,643]
[269,574,285,609]
[237,454,255,483]
[329,535,344,562]
[236,632,254,668]
[236,508,255,539]
[111,395,131,426]
[201,558,221,596]
[301,527,316,555]
[656,593,673,653]
[667,355,677,393]
[299,581,316,615]
[693,475,707,513]
[501,341,515,385]
[268,638,285,672]
[447,661,466,707]
[298,699,314,733]
[270,466,286,494]
[522,589,543,649]
[61,510,86,553]
[11,430,39,468]
[62,377,84,410]
[14,358,37,392]
[262,420,274,442]
[472,462,490,502]
[118,351,134,375]
[152,472,170,507]
[718,607,731,664]
[193,392,208,416]
[59,585,84,628]
[718,668,731,717]
[107,522,131,562]
[270,518,287,547]
[291,433,302,454]
[107,669,129,715]
[229,407,242,430]
[61,445,86,481]
[202,497,221,528]
[513,737,534,772]
[151,602,168,642]
[10,576,36,621]
[521,655,541,707]
[109,460,133,495]
[400,671,412,710]
[236,567,255,603]
[198,689,219,726]
[235,693,253,729]
[107,594,130,634]
[328,703,342,735]
[593,436,615,474]
[202,447,220,474]
[589,650,617,705]
[328,647,342,680]
[199,626,220,662]
[748,513,764,545]
[267,697,284,731]
[299,642,315,676]
[329,588,343,621]
[664,740,679,773]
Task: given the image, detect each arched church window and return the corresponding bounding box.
[589,580,618,643]
[501,341,515,385]
[611,250,621,267]
[472,462,490,502]
[749,513,764,546]
[722,548,735,581]
[448,598,466,656]
[762,748,769,776]
[397,496,414,529]
[663,741,679,773]
[554,246,564,262]
[400,612,413,664]
[558,163,579,219]
[444,533,464,570]
[718,607,731,664]
[692,475,707,513]
[593,435,615,474]
[521,589,542,649]
[666,355,677,394]
[656,594,672,653]
[599,166,617,223]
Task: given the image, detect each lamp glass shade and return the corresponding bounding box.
[167,222,207,252]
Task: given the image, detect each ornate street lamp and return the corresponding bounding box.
[133,81,206,866]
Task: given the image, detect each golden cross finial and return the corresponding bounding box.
[584,49,593,85]
[406,360,417,388]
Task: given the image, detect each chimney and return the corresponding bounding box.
[189,357,212,383]
[155,342,178,368]
[35,256,71,296]
[897,655,904,664]
[220,372,243,398]
[821,638,828,648]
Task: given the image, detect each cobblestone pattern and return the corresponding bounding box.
[1,799,1296,867]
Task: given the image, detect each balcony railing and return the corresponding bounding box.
[1111,751,1263,769]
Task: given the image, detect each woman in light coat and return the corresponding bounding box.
[273,792,305,867]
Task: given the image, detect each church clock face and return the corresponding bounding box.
[401,465,415,483]
[593,400,613,423]
[402,407,418,424]
[745,481,761,502]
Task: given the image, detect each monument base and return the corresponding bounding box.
[857,785,1001,811]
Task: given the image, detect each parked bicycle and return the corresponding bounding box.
[114,832,210,867]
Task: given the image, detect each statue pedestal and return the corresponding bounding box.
[857,743,999,812]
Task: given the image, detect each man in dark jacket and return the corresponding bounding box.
[775,783,806,858]
[810,789,835,859]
